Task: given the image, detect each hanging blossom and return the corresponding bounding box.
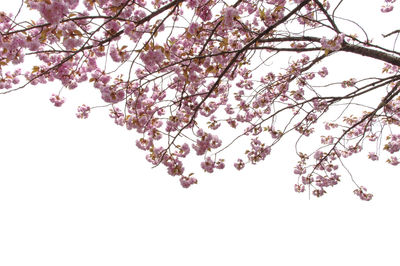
[49,94,65,107]
[180,175,198,188]
[381,0,396,12]
[354,186,373,201]
[76,105,91,119]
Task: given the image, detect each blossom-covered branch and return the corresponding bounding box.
[1,0,400,200]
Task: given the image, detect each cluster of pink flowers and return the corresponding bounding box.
[222,7,239,27]
[320,34,345,51]
[0,69,21,89]
[354,186,373,201]
[166,158,185,176]
[384,134,400,154]
[197,5,212,21]
[383,63,399,74]
[192,129,222,155]
[140,49,165,70]
[200,157,225,173]
[136,138,153,151]
[234,158,245,170]
[293,164,306,175]
[294,184,305,193]
[259,5,285,27]
[110,45,127,63]
[124,22,146,42]
[247,138,271,164]
[292,147,343,197]
[302,175,313,185]
[318,67,328,77]
[76,104,91,119]
[49,94,65,107]
[387,156,400,166]
[315,173,340,188]
[368,152,379,161]
[341,78,357,88]
[313,150,324,160]
[174,143,190,158]
[109,107,125,126]
[381,0,396,12]
[27,0,72,24]
[180,175,198,188]
[101,88,125,104]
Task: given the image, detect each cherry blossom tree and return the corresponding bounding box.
[1,0,399,200]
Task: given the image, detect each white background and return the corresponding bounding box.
[1,1,400,265]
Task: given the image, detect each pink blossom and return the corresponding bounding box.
[109,107,125,126]
[341,78,357,88]
[180,176,198,188]
[388,156,400,166]
[136,138,153,151]
[247,138,271,164]
[216,160,225,169]
[354,186,373,201]
[368,152,379,161]
[314,150,323,160]
[29,1,69,24]
[320,34,345,51]
[302,176,314,185]
[76,104,90,119]
[381,5,394,12]
[110,45,122,62]
[318,67,328,77]
[186,0,200,9]
[294,165,306,175]
[175,143,190,158]
[49,94,65,107]
[167,159,184,176]
[188,22,199,35]
[294,184,305,192]
[197,6,212,21]
[222,7,238,27]
[140,49,165,68]
[234,159,245,170]
[313,189,326,197]
[201,157,215,173]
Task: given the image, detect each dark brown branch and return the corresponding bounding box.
[260,36,400,66]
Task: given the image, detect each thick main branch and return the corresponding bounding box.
[259,36,400,66]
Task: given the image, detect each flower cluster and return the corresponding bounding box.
[109,107,125,126]
[76,104,91,119]
[381,0,396,12]
[354,186,373,201]
[222,7,239,27]
[320,34,345,52]
[341,78,357,88]
[294,184,305,193]
[246,138,271,164]
[49,94,65,107]
[200,157,225,173]
[234,159,245,170]
[192,129,222,155]
[384,134,400,154]
[180,175,198,188]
